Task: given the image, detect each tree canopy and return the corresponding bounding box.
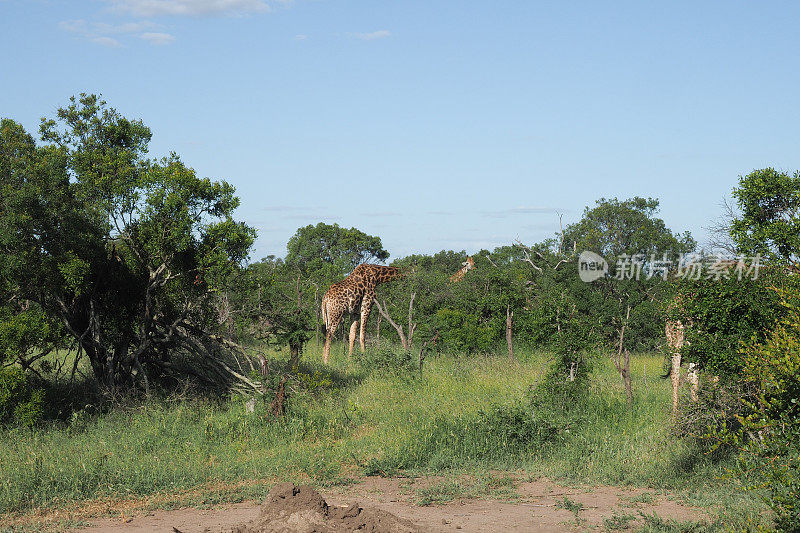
[562,197,696,262]
[730,168,800,265]
[286,222,388,277]
[0,94,255,392]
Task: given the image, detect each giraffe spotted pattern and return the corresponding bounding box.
[321,264,404,364]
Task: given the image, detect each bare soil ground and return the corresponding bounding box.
[73,475,707,533]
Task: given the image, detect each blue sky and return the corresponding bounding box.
[2,1,799,261]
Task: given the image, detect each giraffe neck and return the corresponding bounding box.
[369,265,404,284]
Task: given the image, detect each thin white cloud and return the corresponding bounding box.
[361,211,401,217]
[95,21,158,33]
[480,206,563,218]
[59,19,89,34]
[60,19,158,35]
[348,30,391,41]
[140,32,176,45]
[261,205,320,212]
[106,0,270,17]
[60,18,162,46]
[92,36,123,47]
[293,34,307,41]
[283,214,341,221]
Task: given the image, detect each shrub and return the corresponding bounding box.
[713,297,800,531]
[527,358,594,442]
[363,402,548,474]
[0,367,44,427]
[434,308,498,354]
[667,270,797,379]
[354,345,417,375]
[672,379,752,460]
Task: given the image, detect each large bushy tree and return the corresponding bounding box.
[563,197,695,262]
[0,95,255,392]
[286,222,388,278]
[730,168,800,265]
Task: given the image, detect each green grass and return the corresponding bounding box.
[0,342,768,529]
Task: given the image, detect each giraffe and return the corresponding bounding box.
[665,316,688,415]
[321,264,404,364]
[449,256,474,283]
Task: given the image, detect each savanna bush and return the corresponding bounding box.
[667,270,797,379]
[712,297,800,531]
[354,345,417,375]
[434,308,498,354]
[672,379,752,460]
[363,402,547,474]
[0,367,44,427]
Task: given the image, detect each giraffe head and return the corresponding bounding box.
[449,256,475,283]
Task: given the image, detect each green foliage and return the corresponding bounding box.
[563,197,695,261]
[0,367,44,427]
[555,496,585,517]
[364,402,547,474]
[637,512,720,533]
[672,379,748,460]
[354,345,417,375]
[602,510,636,530]
[434,307,498,353]
[720,298,800,531]
[528,356,594,442]
[731,168,800,264]
[285,222,388,277]
[667,269,794,377]
[230,257,313,365]
[1,95,255,391]
[416,479,465,505]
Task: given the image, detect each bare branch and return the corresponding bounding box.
[374,299,408,349]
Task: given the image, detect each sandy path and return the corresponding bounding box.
[79,476,705,532]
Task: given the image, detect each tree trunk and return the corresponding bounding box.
[289,342,301,369]
[613,306,633,405]
[688,362,699,401]
[623,349,632,404]
[314,286,320,347]
[506,304,514,361]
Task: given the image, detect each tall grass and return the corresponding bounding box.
[0,343,763,525]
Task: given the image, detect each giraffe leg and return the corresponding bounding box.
[688,362,699,402]
[348,320,358,357]
[323,309,342,365]
[671,351,681,415]
[323,331,332,365]
[359,295,374,353]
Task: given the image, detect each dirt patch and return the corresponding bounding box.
[227,483,419,533]
[73,475,710,532]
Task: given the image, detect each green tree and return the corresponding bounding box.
[0,95,255,392]
[560,197,696,354]
[231,258,313,368]
[710,295,800,531]
[285,222,388,277]
[563,197,695,262]
[730,168,800,265]
[667,270,796,378]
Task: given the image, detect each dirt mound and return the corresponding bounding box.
[230,483,421,533]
